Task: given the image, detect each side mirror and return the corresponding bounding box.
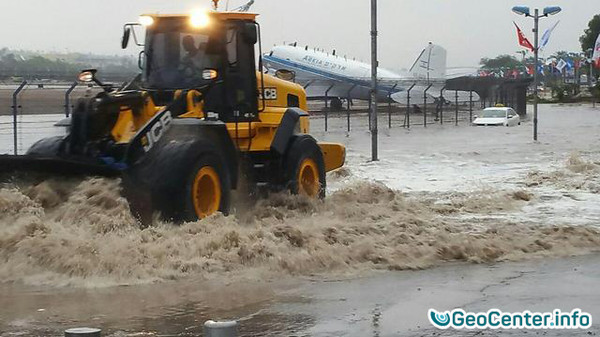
[473,115,478,119]
[122,27,131,49]
[138,51,145,70]
[78,69,98,83]
[78,69,111,92]
[242,22,257,45]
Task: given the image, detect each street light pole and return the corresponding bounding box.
[533,8,539,141]
[370,0,378,161]
[513,5,561,141]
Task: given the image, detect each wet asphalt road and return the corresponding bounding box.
[2,255,599,336]
[258,254,600,337]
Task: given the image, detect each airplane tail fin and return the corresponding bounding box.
[409,43,447,80]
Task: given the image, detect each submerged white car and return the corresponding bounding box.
[473,107,521,127]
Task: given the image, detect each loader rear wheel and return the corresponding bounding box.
[285,135,326,199]
[187,156,228,220]
[297,158,320,197]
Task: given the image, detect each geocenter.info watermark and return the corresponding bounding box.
[429,308,592,330]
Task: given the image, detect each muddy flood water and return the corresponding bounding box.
[1,104,600,336]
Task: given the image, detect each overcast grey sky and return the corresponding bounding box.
[0,0,598,70]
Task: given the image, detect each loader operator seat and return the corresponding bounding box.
[181,36,199,68]
[182,35,198,56]
[180,35,206,80]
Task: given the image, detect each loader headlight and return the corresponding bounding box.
[190,9,210,28]
[139,15,155,27]
[202,69,218,80]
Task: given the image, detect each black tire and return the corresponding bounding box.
[26,136,65,156]
[285,135,326,199]
[330,97,343,111]
[181,152,231,221]
[124,139,231,224]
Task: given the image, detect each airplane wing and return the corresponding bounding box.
[442,90,481,103]
[446,67,480,79]
[390,84,480,104]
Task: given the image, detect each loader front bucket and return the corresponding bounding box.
[0,155,122,178]
[0,154,158,226]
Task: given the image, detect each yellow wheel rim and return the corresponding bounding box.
[192,166,221,218]
[298,158,320,197]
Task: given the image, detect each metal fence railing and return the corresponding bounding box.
[0,81,102,155]
[308,88,482,134]
[0,81,484,155]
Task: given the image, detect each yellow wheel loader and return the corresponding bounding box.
[0,10,345,224]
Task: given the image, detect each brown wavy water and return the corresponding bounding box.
[1,171,600,288]
[526,153,600,193]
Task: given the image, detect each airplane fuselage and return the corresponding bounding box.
[264,45,403,101]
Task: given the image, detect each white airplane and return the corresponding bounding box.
[263,43,478,107]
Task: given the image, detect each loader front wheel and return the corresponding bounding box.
[124,140,231,224]
[26,136,65,156]
[285,135,326,199]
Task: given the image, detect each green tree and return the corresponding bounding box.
[480,55,522,70]
[0,48,138,80]
[593,83,600,100]
[550,50,570,60]
[580,15,600,53]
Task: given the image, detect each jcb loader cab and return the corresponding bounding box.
[0,10,345,224]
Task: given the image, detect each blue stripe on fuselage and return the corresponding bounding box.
[263,55,399,94]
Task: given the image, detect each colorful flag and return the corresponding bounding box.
[593,33,600,68]
[526,65,534,75]
[540,21,560,51]
[556,59,567,72]
[514,22,534,52]
[566,59,574,71]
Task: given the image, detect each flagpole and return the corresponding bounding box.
[592,48,596,107]
[533,8,539,141]
[590,49,594,87]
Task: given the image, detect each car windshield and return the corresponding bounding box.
[144,19,223,89]
[481,109,506,118]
